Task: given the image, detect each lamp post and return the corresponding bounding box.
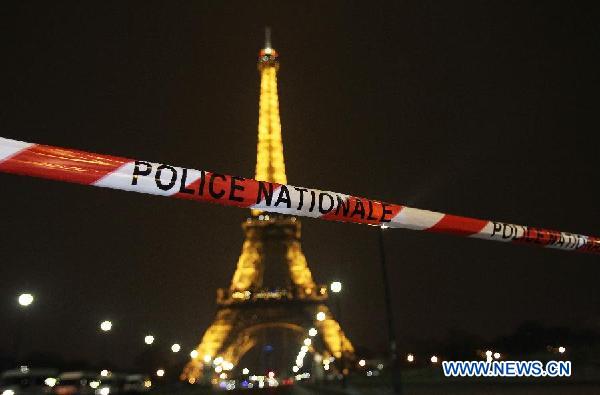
[99,320,112,369]
[14,293,34,365]
[378,227,402,395]
[330,281,346,388]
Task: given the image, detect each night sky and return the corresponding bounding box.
[1,1,599,369]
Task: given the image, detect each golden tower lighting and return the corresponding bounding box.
[180,30,354,383]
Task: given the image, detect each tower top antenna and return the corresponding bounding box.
[264,27,272,49]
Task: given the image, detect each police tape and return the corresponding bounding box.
[0,136,598,255]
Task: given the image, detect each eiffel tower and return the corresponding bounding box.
[181,29,354,383]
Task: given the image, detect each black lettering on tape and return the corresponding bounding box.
[179,168,195,194]
[366,200,377,220]
[318,192,334,214]
[275,185,291,208]
[155,164,178,191]
[351,198,366,219]
[257,182,274,206]
[294,187,307,210]
[380,203,393,223]
[229,176,245,202]
[335,195,350,216]
[131,161,153,185]
[208,173,226,199]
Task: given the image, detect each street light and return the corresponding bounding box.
[171,343,180,353]
[330,281,342,293]
[330,281,346,388]
[14,292,35,365]
[100,320,112,332]
[144,335,154,345]
[18,293,34,307]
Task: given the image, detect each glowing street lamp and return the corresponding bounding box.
[18,293,34,307]
[144,335,155,345]
[171,343,181,353]
[330,281,342,293]
[100,320,112,332]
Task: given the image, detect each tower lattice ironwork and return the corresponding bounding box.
[181,30,354,383]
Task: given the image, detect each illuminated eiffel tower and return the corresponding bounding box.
[181,30,354,383]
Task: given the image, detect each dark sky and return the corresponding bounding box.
[1,1,599,368]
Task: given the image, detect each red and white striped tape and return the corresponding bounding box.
[1,136,598,255]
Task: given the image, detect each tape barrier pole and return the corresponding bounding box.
[0,136,598,255]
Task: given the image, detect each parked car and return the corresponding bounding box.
[0,368,58,395]
[52,372,98,395]
[122,375,151,394]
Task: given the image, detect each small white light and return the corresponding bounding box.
[99,387,110,395]
[407,354,414,362]
[171,343,180,353]
[100,320,112,332]
[330,281,342,293]
[144,335,155,345]
[190,350,198,359]
[303,338,312,346]
[242,368,249,375]
[100,370,109,377]
[558,346,566,354]
[45,377,57,387]
[203,354,211,363]
[156,369,165,377]
[292,366,299,373]
[316,312,326,321]
[2,390,15,395]
[494,352,501,359]
[430,355,438,363]
[89,381,100,389]
[358,359,366,367]
[308,328,317,337]
[18,293,34,307]
[485,350,492,357]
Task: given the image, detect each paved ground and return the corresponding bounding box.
[163,382,600,395]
